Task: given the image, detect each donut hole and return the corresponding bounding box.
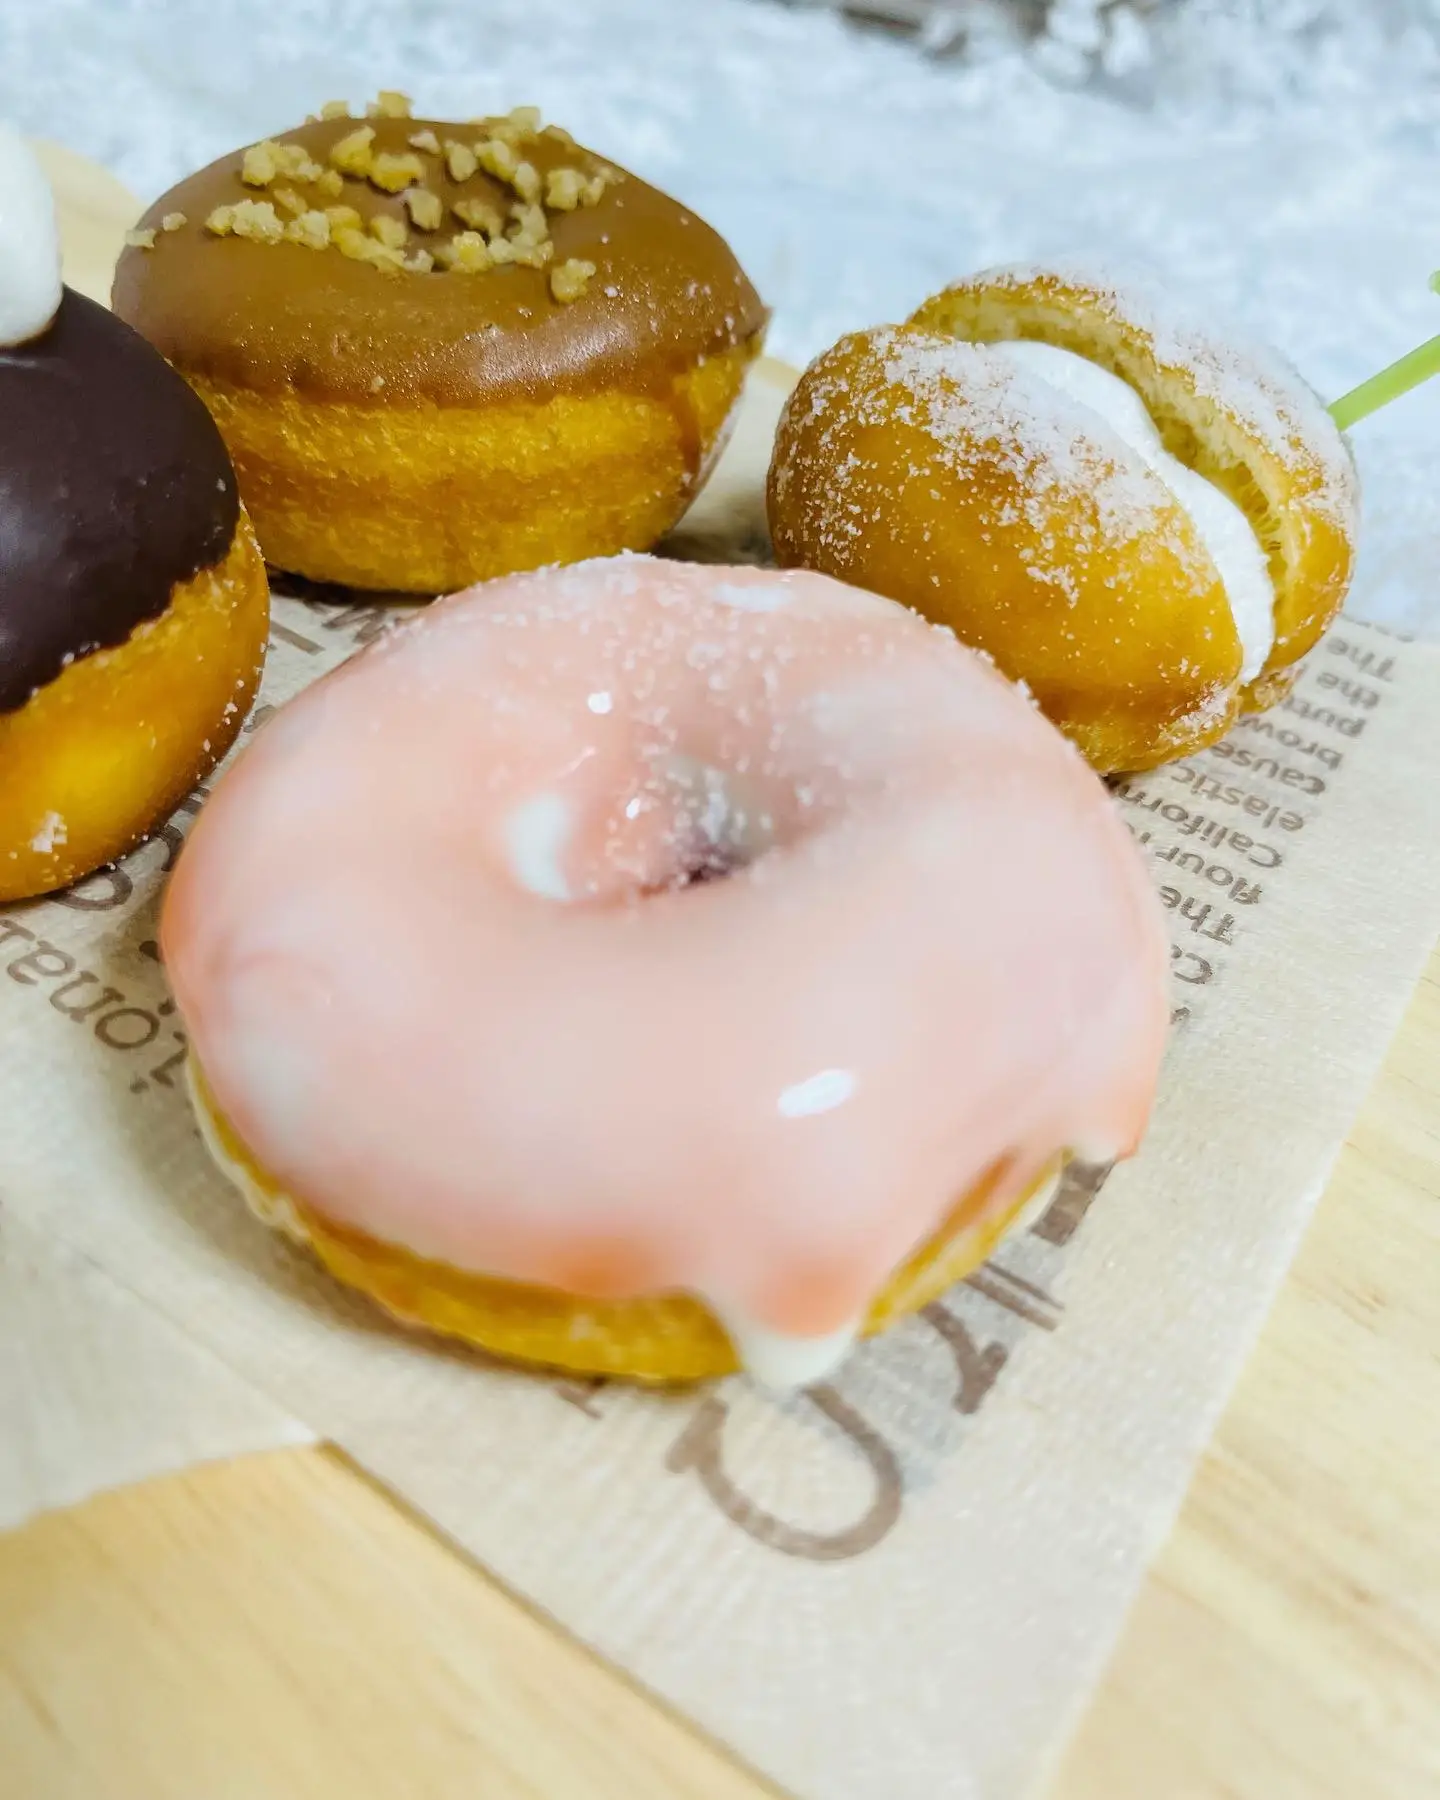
[502,752,802,908]
[643,755,784,894]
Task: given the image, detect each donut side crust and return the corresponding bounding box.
[191,1057,1063,1384]
[0,516,269,903]
[188,339,758,592]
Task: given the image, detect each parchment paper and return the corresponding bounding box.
[3,362,1439,1800]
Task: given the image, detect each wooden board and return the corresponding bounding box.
[3,146,1438,1800]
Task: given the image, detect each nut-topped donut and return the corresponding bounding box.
[113,95,768,594]
[0,128,268,903]
[768,262,1359,773]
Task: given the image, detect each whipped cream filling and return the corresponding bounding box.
[0,124,63,347]
[993,338,1275,684]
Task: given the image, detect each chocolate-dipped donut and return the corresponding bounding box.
[113,99,768,593]
[1,252,268,901]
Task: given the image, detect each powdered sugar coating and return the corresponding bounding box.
[774,323,1217,608]
[972,258,1359,533]
[993,338,1275,680]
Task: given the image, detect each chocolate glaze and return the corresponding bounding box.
[0,289,240,714]
[112,116,768,407]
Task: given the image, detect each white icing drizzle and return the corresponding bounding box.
[993,338,1276,683]
[0,124,62,347]
[712,581,790,612]
[718,1164,1068,1391]
[777,1067,857,1119]
[506,793,574,901]
[186,1058,314,1248]
[1007,1163,1065,1236]
[715,1308,861,1391]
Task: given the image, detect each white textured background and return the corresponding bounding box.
[5,0,1440,630]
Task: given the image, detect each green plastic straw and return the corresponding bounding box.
[1328,272,1440,430]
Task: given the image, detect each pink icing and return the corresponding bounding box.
[164,556,1169,1340]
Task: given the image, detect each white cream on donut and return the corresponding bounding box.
[165,557,1169,1386]
[0,125,63,348]
[991,338,1275,682]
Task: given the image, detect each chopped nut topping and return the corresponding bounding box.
[550,257,596,303]
[543,166,609,211]
[243,138,325,186]
[544,167,586,211]
[334,224,404,273]
[198,106,608,288]
[369,150,425,193]
[369,212,408,250]
[283,209,332,250]
[444,139,478,182]
[478,105,543,148]
[329,126,377,177]
[453,196,504,237]
[205,199,285,243]
[160,212,187,232]
[404,187,444,231]
[474,136,519,181]
[241,140,285,187]
[367,90,413,119]
[435,230,493,273]
[509,237,554,270]
[234,200,285,243]
[125,227,157,250]
[508,200,548,246]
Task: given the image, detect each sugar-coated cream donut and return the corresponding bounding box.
[113,98,767,595]
[768,262,1359,774]
[165,556,1168,1386]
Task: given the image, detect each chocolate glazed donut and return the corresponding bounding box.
[0,290,269,902]
[0,290,238,708]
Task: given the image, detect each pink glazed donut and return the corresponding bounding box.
[165,555,1169,1385]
